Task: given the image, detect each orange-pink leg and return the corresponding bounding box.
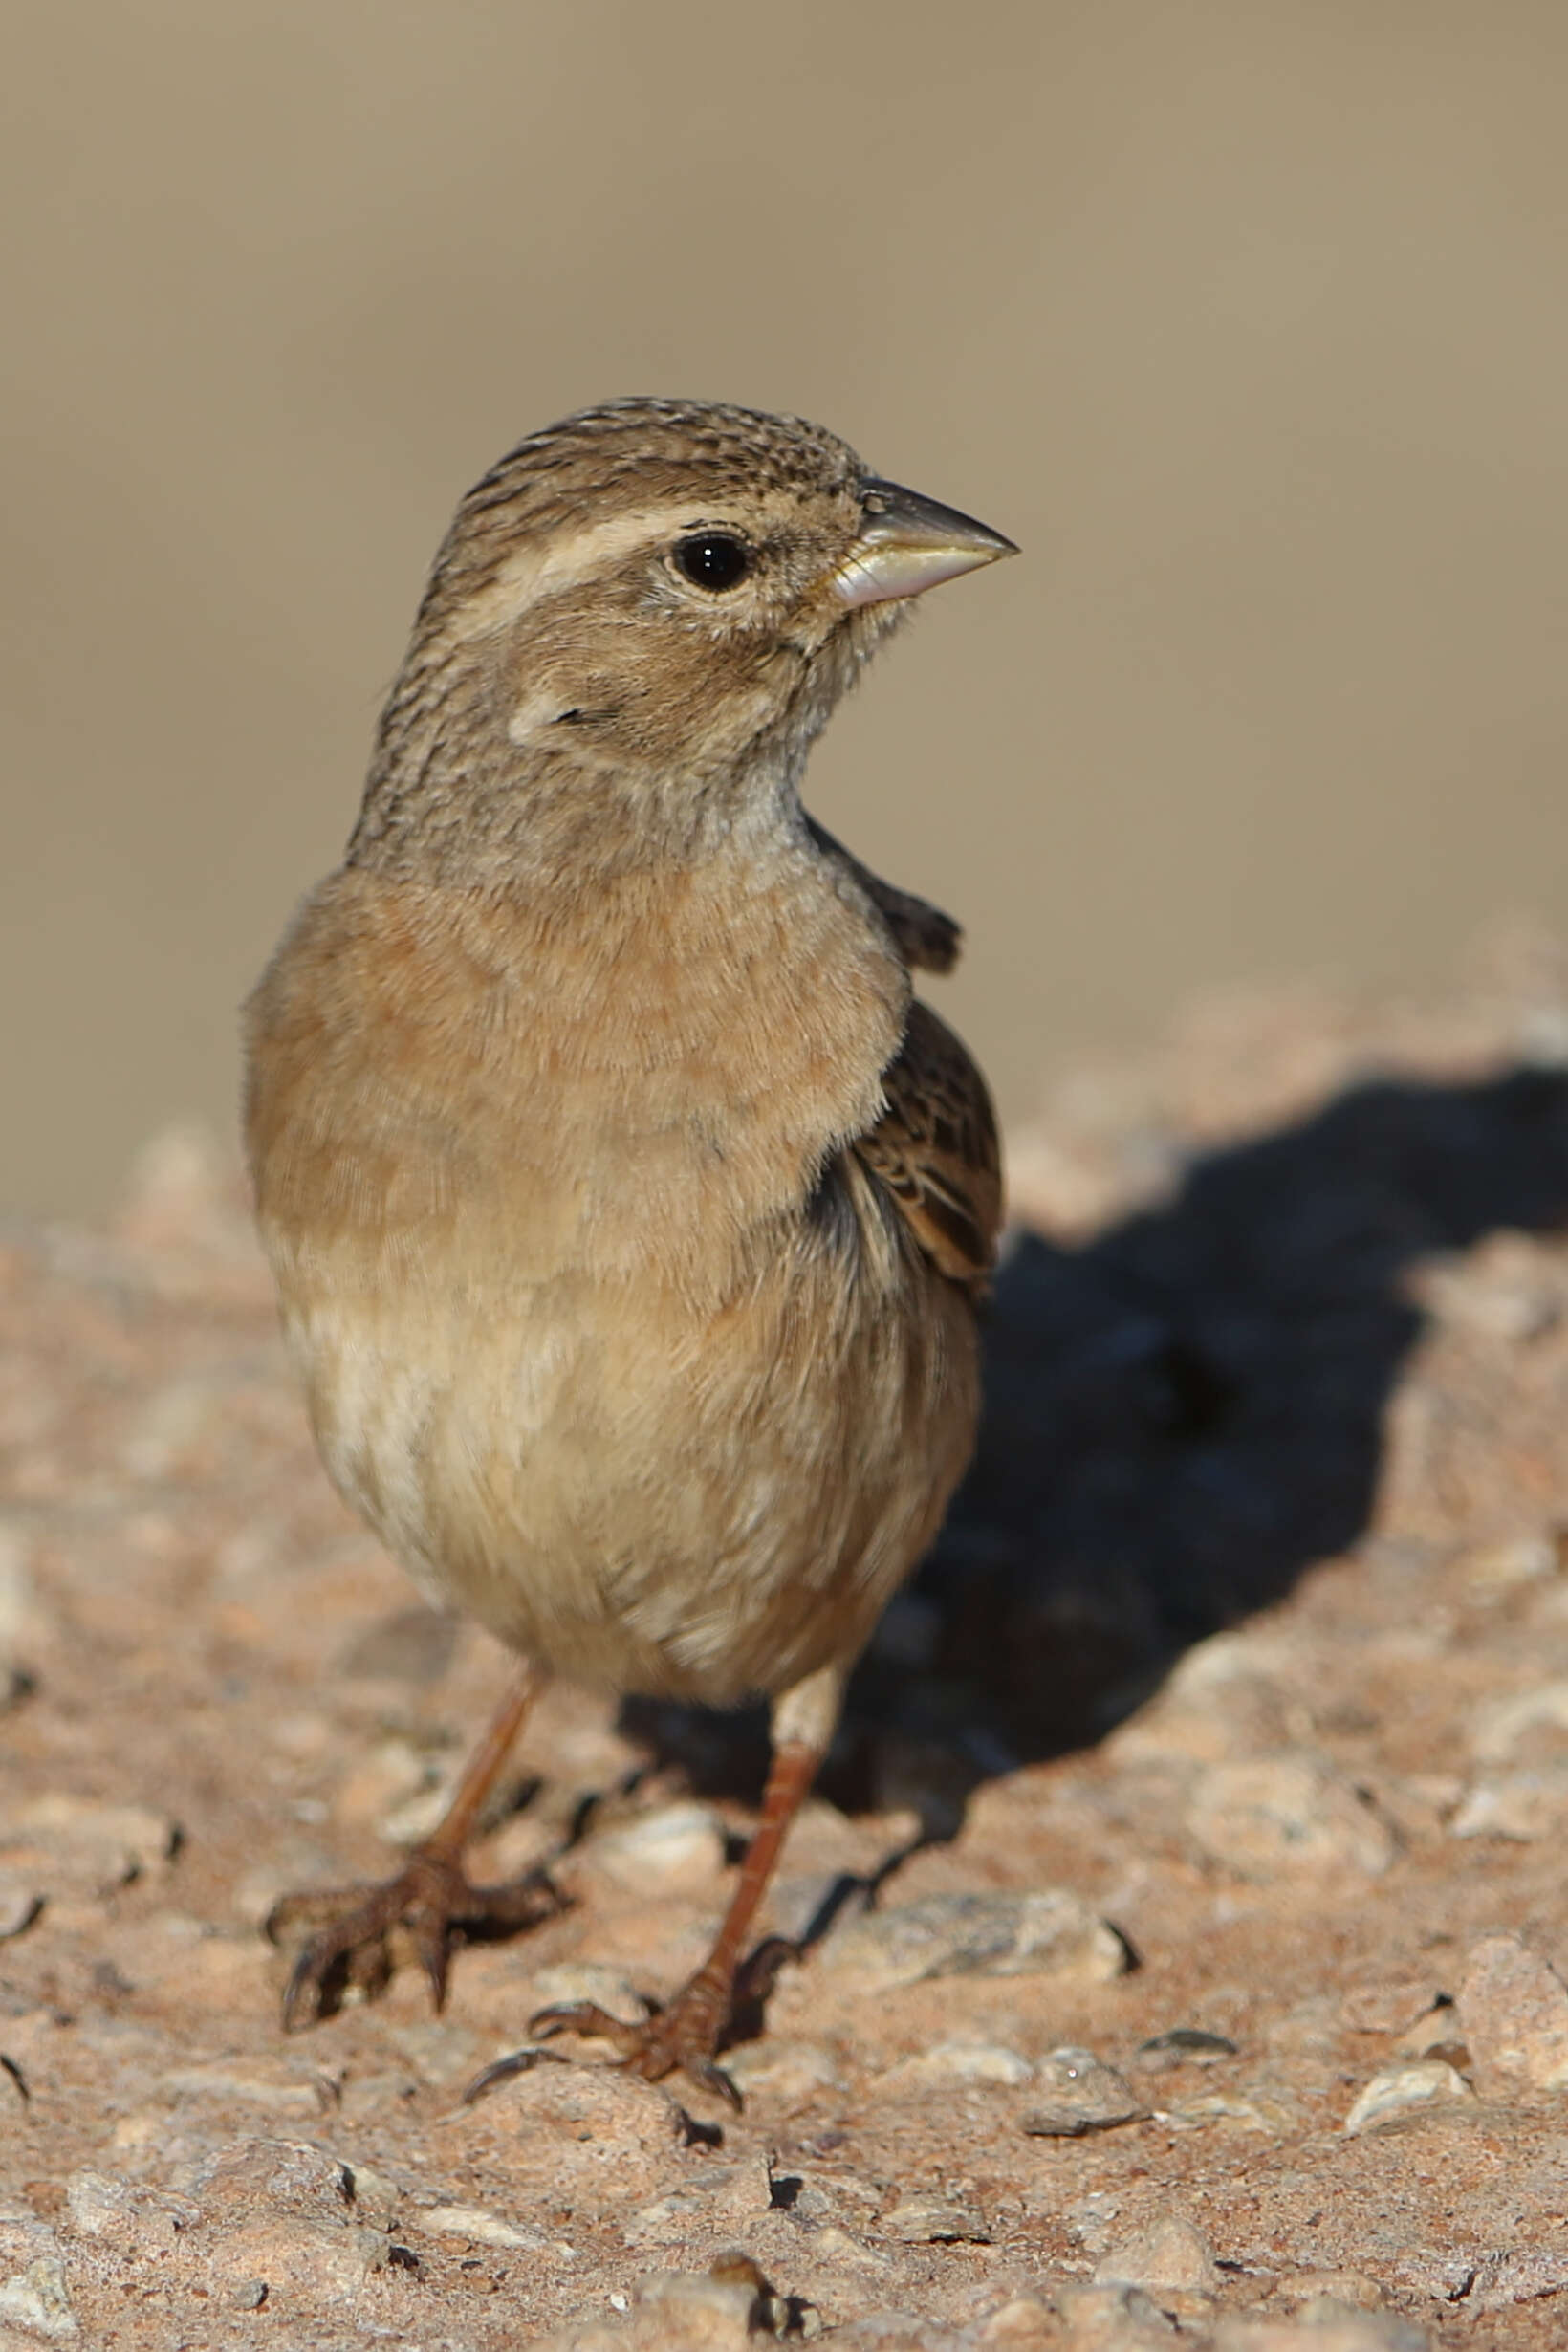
[269,1665,560,2028]
[487,1664,846,2107]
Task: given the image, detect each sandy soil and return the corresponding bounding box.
[6,934,1568,2349]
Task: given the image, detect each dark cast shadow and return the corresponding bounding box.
[903,1060,1568,1771]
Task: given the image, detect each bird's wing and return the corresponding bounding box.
[805,816,962,975]
[852,998,1002,1293]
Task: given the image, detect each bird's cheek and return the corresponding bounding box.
[506,683,580,749]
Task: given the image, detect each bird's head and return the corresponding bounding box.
[353,398,1015,879]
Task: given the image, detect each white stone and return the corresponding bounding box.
[421,2203,555,2251]
[1450,1768,1568,1840]
[1470,1681,1568,1763]
[1097,2212,1218,2292]
[1342,2059,1474,2135]
[0,2256,76,2341]
[1187,1757,1397,1878]
[586,1800,727,1894]
[876,2040,1034,2092]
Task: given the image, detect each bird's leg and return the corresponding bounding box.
[269,1663,562,2029]
[513,1663,843,2107]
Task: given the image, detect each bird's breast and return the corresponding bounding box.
[245,855,908,1296]
[242,848,963,1701]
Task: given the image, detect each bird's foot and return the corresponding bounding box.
[527,1975,741,2107]
[267,1844,564,2030]
[465,1936,796,2111]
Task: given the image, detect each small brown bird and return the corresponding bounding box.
[244,397,1014,2101]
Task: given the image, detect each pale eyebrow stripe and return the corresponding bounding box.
[446,506,709,642]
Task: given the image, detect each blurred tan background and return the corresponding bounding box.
[5,0,1567,1220]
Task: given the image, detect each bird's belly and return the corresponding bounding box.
[284,1228,977,1708]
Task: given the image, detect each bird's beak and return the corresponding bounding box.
[832,478,1018,610]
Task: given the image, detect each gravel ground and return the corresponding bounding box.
[6,931,1568,2349]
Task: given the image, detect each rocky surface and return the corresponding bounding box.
[6,933,1568,2345]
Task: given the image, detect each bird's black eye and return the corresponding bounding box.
[672,533,751,592]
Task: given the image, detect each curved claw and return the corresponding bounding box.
[272,1884,403,2031]
[459,2044,570,2106]
[267,1854,564,2031]
[678,2052,744,2110]
[410,1907,457,2013]
[527,1998,649,2053]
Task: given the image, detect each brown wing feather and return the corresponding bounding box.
[852,998,1002,1293]
[805,816,962,975]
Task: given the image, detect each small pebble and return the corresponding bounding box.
[584,1799,727,1894]
[1282,2273,1388,2313]
[877,2040,1034,2093]
[1341,2058,1473,2135]
[1050,2284,1180,2346]
[1097,2212,1218,2293]
[344,2163,400,2232]
[1417,1247,1558,1341]
[1186,1758,1397,1879]
[0,1879,42,1941]
[1021,2048,1146,2136]
[822,1889,1129,1993]
[879,2194,991,2244]
[1449,1768,1568,1840]
[725,2038,843,2100]
[379,1775,463,1848]
[633,2270,764,2344]
[1134,2028,1239,2072]
[423,2203,555,2251]
[1167,2083,1304,2134]
[624,2160,772,2245]
[0,1795,180,1899]
[0,2255,77,2341]
[1469,1679,1568,1764]
[178,2136,355,2220]
[64,2170,197,2248]
[778,2174,881,2235]
[1458,1930,1568,2091]
[278,2220,390,2290]
[231,2279,269,2311]
[1456,1535,1559,1594]
[1064,2188,1126,2259]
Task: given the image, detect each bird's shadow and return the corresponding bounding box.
[628,1062,1568,1822]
